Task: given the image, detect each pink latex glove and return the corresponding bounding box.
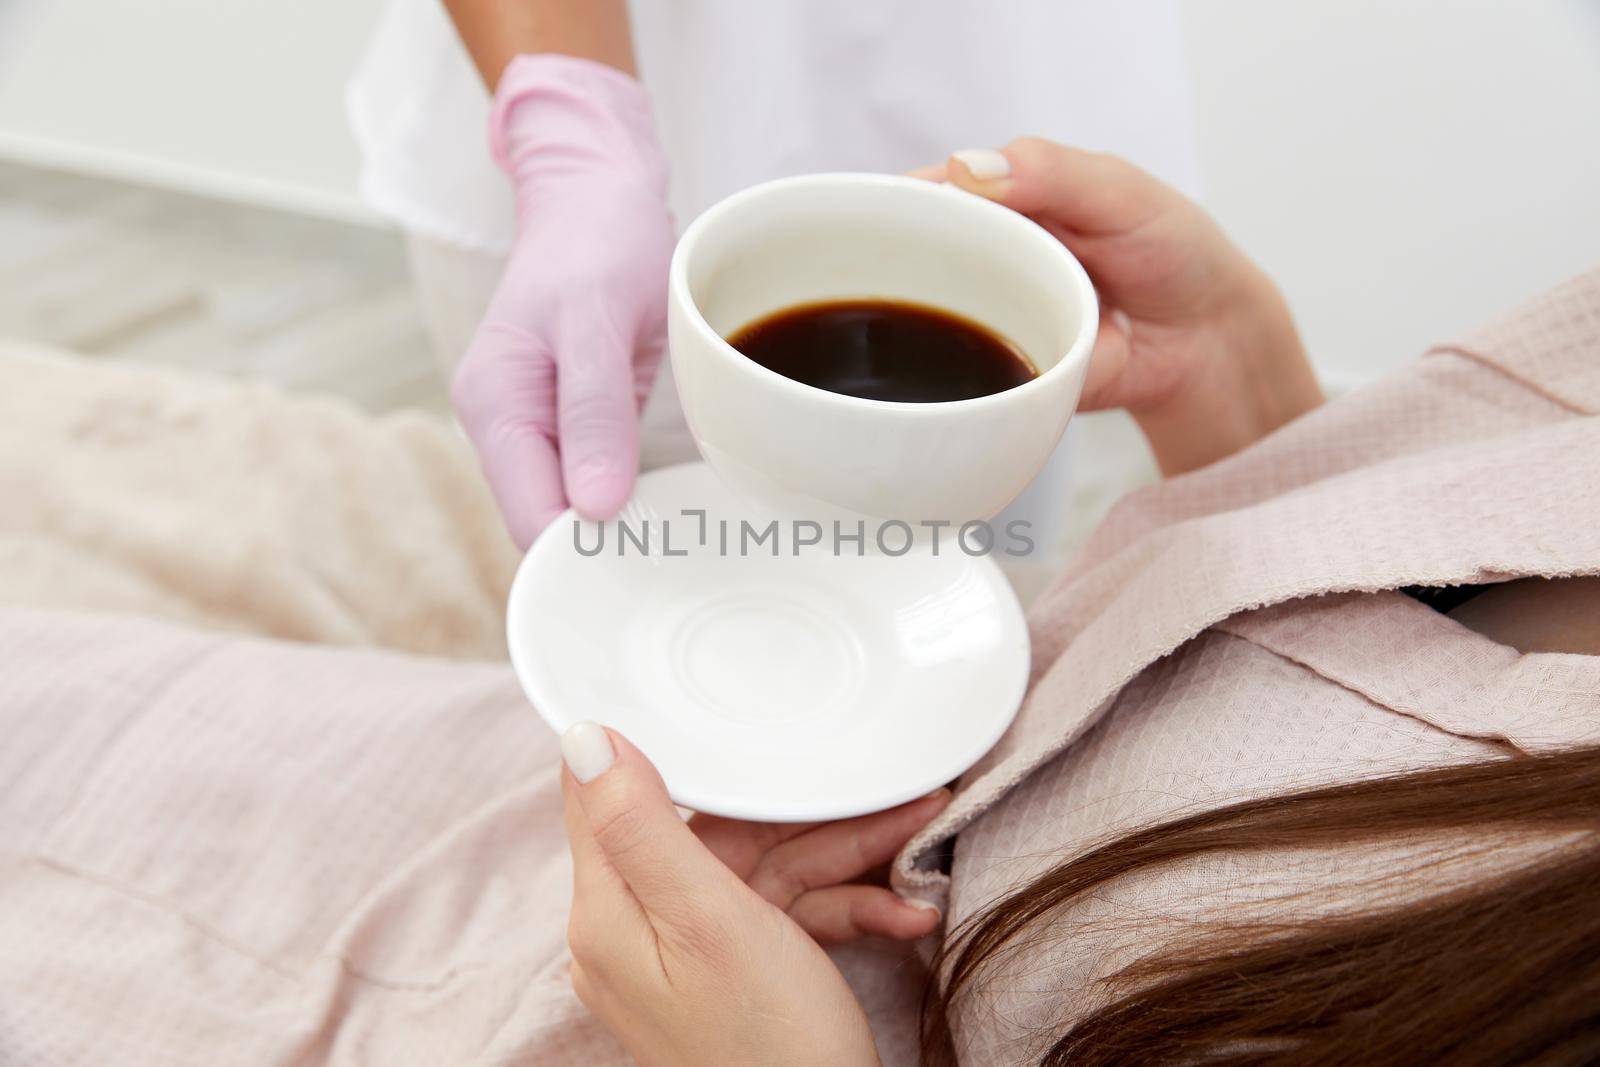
[452,54,675,548]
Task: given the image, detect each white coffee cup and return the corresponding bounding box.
[668,173,1097,525]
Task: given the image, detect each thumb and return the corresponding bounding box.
[561,723,740,916]
[947,139,1230,325]
[946,138,1173,238]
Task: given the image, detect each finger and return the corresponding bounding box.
[904,162,948,182]
[787,885,941,945]
[556,315,641,520]
[561,723,743,921]
[747,789,951,908]
[561,766,662,985]
[632,329,667,410]
[1077,303,1133,411]
[946,139,1174,238]
[452,328,570,548]
[568,958,599,1011]
[480,422,566,549]
[562,769,646,921]
[690,815,821,880]
[950,143,1231,325]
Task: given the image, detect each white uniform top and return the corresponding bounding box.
[347,0,1201,253]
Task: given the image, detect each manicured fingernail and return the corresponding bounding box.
[907,898,942,918]
[951,148,1011,181]
[562,721,615,783]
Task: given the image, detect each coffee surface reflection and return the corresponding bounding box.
[727,299,1035,403]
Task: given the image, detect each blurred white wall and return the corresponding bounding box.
[0,0,1597,381]
[0,0,389,222]
[1187,0,1600,383]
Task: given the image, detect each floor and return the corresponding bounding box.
[0,158,445,413]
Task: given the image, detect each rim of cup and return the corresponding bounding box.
[669,171,1099,416]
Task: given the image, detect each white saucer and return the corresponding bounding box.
[507,462,1029,821]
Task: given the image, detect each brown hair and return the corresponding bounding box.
[921,745,1600,1066]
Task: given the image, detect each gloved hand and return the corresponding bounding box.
[452,54,676,548]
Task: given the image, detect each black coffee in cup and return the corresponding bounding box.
[726,299,1035,403]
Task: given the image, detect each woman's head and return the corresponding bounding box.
[922,745,1600,1066]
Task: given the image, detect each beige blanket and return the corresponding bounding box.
[0,345,519,661]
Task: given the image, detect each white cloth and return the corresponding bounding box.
[348,0,1201,252]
